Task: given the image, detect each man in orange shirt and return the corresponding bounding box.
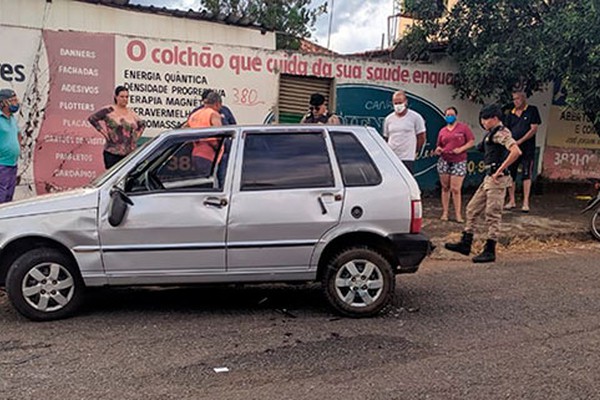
[185,92,222,176]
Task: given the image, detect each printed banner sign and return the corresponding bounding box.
[34,30,115,193]
[541,80,599,181]
[545,106,599,149]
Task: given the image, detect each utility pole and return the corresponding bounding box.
[327,0,335,49]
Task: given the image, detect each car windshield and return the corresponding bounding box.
[87,136,159,188]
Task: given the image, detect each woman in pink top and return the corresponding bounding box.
[434,107,475,222]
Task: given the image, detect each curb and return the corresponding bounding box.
[497,230,592,246]
[427,229,593,261]
[429,229,591,247]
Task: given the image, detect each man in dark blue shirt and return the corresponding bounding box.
[504,91,541,213]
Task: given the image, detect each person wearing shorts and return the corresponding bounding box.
[434,107,475,222]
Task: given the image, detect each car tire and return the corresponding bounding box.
[6,247,85,321]
[591,209,600,241]
[323,247,394,318]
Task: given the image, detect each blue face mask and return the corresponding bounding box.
[8,104,19,113]
[445,115,457,125]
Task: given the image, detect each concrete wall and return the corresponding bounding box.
[1,0,558,199]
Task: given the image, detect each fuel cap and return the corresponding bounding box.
[351,206,363,219]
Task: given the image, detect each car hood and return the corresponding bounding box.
[0,188,99,219]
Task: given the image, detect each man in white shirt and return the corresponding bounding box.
[383,90,426,173]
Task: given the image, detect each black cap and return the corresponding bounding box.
[309,92,326,107]
[0,89,16,101]
[479,104,503,120]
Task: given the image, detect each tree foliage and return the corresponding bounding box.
[201,0,326,49]
[538,1,600,135]
[403,0,600,136]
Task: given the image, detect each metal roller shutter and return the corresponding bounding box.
[278,74,334,123]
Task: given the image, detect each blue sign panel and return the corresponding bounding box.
[336,84,492,191]
[336,84,446,190]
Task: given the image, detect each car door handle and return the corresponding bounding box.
[317,192,342,214]
[320,192,343,202]
[204,197,228,208]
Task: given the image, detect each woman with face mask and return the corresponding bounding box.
[88,86,146,169]
[434,107,475,222]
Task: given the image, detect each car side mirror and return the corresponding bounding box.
[108,186,134,227]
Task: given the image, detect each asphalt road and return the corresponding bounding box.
[1,244,600,400]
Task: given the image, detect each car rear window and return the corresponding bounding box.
[330,132,382,187]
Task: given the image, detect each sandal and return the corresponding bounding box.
[504,203,516,210]
[521,206,530,213]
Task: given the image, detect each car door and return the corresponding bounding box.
[98,131,235,283]
[226,128,343,273]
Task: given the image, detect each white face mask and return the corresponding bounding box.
[394,103,407,113]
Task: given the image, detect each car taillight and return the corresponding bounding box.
[410,199,422,234]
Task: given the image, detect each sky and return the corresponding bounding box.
[129,0,395,54]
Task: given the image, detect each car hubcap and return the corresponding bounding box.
[334,259,384,307]
[21,263,75,312]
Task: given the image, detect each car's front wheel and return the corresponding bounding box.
[323,247,394,317]
[6,248,85,321]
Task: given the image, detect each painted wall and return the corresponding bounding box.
[1,0,555,198]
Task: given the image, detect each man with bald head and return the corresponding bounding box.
[383,90,426,173]
[504,90,541,213]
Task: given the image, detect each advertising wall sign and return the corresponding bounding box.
[336,84,490,190]
[337,84,444,190]
[34,30,114,194]
[542,81,599,180]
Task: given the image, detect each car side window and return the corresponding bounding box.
[241,132,334,191]
[330,132,382,187]
[125,135,232,193]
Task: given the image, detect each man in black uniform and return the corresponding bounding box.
[504,90,541,213]
[445,104,522,263]
[300,92,340,124]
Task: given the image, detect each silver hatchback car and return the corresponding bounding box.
[0,125,431,321]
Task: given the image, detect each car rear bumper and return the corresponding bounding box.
[387,233,433,273]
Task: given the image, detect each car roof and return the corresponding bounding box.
[160,124,370,139]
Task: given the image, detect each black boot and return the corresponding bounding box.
[445,231,473,256]
[472,239,496,263]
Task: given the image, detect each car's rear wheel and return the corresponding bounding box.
[6,248,85,321]
[323,247,394,317]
